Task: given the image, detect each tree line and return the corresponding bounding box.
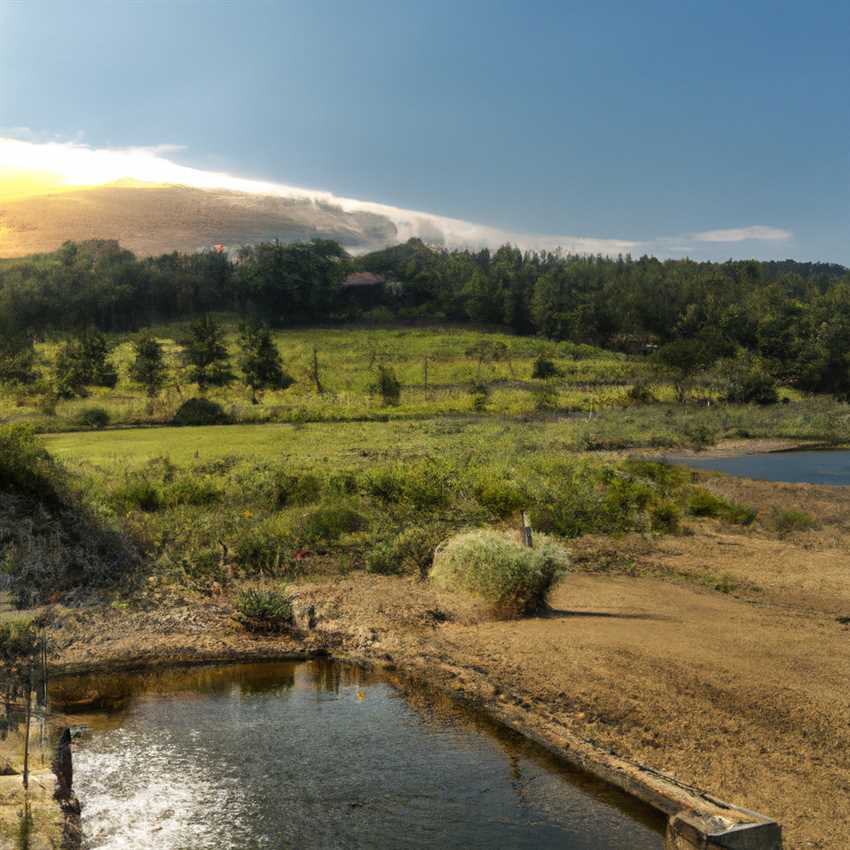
[1,236,850,397]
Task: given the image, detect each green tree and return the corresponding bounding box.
[237,321,293,403]
[182,315,233,394]
[0,332,37,386]
[55,329,118,396]
[129,333,168,403]
[653,340,715,404]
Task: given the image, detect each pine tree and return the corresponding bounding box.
[183,315,233,394]
[237,321,292,403]
[129,333,168,402]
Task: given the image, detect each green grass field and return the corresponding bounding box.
[2,322,664,430]
[6,321,850,603]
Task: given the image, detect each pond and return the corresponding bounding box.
[49,661,665,850]
[667,449,850,485]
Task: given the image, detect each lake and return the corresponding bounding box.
[49,661,665,850]
[667,449,850,485]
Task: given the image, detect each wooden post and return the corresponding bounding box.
[22,665,32,790]
[312,347,324,394]
[423,357,429,389]
[520,512,533,548]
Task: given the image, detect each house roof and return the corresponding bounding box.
[342,271,385,288]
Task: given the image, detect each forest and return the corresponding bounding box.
[1,236,849,397]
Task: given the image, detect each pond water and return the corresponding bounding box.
[50,661,665,850]
[668,449,850,485]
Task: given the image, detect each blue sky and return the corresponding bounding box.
[1,0,847,262]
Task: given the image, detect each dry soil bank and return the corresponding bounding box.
[21,471,850,850]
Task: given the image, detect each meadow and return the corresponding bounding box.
[1,322,663,429]
[5,322,850,603]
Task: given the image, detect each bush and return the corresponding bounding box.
[474,477,527,518]
[163,475,222,507]
[373,365,401,406]
[650,500,681,533]
[234,586,293,633]
[0,620,39,673]
[0,425,58,501]
[365,541,402,575]
[626,381,656,405]
[235,520,290,572]
[718,353,779,406]
[274,471,322,507]
[532,381,559,412]
[76,406,110,430]
[687,488,756,525]
[114,474,163,512]
[327,470,358,496]
[469,381,491,412]
[532,355,559,379]
[172,397,229,426]
[430,529,569,617]
[768,508,818,537]
[297,503,368,543]
[364,461,454,510]
[392,523,447,578]
[622,459,691,495]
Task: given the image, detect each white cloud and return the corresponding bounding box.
[691,225,792,243]
[0,137,793,257]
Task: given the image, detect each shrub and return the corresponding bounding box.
[650,500,681,533]
[474,477,527,518]
[680,422,719,451]
[392,523,447,578]
[687,488,756,525]
[235,520,289,572]
[430,529,569,617]
[626,381,656,405]
[163,475,222,506]
[0,425,58,501]
[717,352,779,406]
[234,586,293,633]
[76,406,110,430]
[114,474,163,512]
[327,470,358,496]
[172,397,229,426]
[363,466,404,503]
[373,365,401,406]
[364,462,454,509]
[532,381,559,412]
[532,355,559,379]
[622,459,691,495]
[469,381,491,412]
[297,503,368,543]
[365,541,402,575]
[274,471,322,507]
[768,508,818,537]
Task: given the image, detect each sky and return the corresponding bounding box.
[0,0,848,262]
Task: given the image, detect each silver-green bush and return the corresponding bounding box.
[429,529,569,617]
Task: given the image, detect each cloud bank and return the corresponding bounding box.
[0,137,793,257]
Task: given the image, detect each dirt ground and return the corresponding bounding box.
[19,470,850,850]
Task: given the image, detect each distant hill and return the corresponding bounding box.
[0,182,399,257]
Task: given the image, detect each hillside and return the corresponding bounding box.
[0,183,398,257]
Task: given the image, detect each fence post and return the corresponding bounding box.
[520,512,533,548]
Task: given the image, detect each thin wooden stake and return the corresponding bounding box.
[312,347,324,394]
[22,665,32,791]
[520,512,533,548]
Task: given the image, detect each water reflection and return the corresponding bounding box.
[667,449,850,485]
[49,661,665,850]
